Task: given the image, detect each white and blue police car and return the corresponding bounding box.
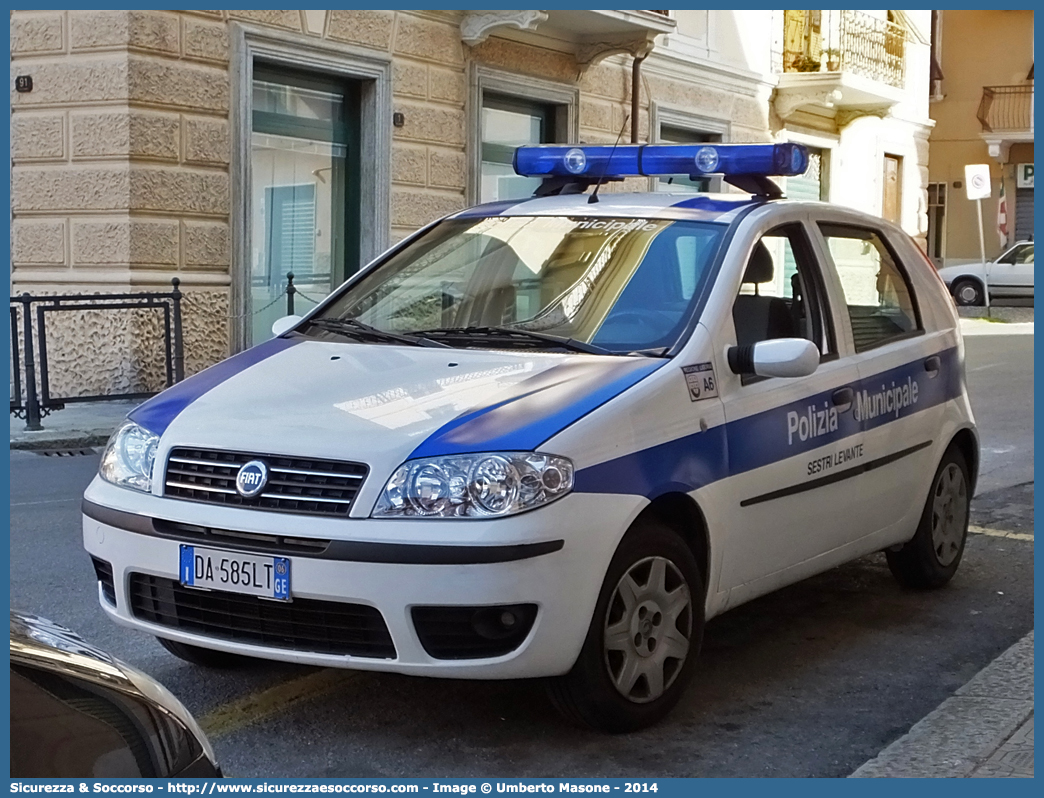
[83,143,978,732]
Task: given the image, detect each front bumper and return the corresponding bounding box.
[82,481,642,679]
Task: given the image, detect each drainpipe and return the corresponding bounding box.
[631,52,648,143]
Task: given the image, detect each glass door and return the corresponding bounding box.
[250,66,360,345]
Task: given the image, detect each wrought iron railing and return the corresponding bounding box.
[780,9,907,89]
[10,278,185,431]
[977,85,1034,133]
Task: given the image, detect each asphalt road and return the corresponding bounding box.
[8,333,1033,778]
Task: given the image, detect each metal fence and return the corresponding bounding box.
[10,278,185,431]
[781,9,907,89]
[977,85,1034,133]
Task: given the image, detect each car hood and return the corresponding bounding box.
[130,337,662,473]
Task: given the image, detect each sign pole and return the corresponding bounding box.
[965,163,993,313]
[975,198,991,311]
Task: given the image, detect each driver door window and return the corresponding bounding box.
[731,224,835,362]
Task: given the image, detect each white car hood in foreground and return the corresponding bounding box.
[129,336,662,481]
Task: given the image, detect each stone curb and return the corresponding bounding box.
[850,631,1034,778]
[10,432,114,451]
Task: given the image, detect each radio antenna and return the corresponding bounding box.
[588,113,630,205]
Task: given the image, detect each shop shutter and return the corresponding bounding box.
[1015,187,1034,241]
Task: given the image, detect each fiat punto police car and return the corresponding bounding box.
[83,143,977,732]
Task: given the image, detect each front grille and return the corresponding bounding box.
[152,518,331,557]
[164,447,367,517]
[129,574,396,659]
[412,604,538,660]
[91,557,116,606]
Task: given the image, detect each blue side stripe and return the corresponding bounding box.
[129,336,300,435]
[575,347,963,498]
[410,357,664,459]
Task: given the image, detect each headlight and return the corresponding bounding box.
[99,421,160,493]
[372,452,574,519]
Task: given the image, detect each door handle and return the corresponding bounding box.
[832,387,854,410]
[924,355,941,377]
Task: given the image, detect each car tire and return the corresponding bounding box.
[951,278,984,306]
[156,637,257,668]
[886,446,971,589]
[546,518,704,733]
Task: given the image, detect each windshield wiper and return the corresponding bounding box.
[408,326,615,356]
[305,317,449,348]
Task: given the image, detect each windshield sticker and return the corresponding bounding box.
[681,363,718,402]
[572,219,663,233]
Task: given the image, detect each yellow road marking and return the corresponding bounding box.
[199,668,361,738]
[968,524,1034,542]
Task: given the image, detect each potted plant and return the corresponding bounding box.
[791,54,822,72]
[823,48,841,71]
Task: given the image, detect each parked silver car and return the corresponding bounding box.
[936,241,1034,306]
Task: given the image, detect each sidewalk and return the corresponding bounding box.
[10,399,136,451]
[852,631,1034,778]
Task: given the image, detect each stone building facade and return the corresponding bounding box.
[10,9,933,397]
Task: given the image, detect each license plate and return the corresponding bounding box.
[179,545,290,601]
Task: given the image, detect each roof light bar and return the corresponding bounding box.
[514,142,809,180]
[513,145,642,178]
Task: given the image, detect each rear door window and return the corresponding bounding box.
[817,223,922,352]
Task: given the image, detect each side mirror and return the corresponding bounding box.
[271,314,303,337]
[727,338,820,379]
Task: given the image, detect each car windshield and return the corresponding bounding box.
[308,215,725,354]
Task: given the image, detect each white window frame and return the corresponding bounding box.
[229,23,392,352]
[648,102,731,192]
[467,64,579,205]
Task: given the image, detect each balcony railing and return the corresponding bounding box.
[977,85,1034,133]
[780,9,907,89]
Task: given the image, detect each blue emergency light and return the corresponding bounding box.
[513,142,809,180]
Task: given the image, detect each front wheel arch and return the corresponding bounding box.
[637,492,710,603]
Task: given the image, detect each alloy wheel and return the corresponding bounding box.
[603,556,692,704]
[931,463,968,567]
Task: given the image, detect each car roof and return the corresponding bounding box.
[451,191,761,224]
[449,192,882,227]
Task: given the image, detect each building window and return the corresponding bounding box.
[480,94,555,202]
[468,65,578,205]
[926,182,946,263]
[250,66,360,345]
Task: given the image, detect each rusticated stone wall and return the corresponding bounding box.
[11,288,228,400]
[11,9,232,398]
